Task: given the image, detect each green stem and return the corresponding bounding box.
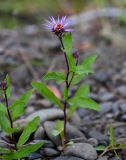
[58,36,70,148]
[4,90,17,151]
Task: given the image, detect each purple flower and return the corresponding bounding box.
[44,16,73,36]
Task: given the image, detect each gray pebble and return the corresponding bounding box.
[34,126,45,140]
[64,143,97,160]
[54,156,84,160]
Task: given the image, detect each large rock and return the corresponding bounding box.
[43,121,86,146]
[26,109,64,122]
[64,143,97,160]
[43,121,61,146]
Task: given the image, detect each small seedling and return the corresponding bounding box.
[97,124,126,159]
[0,75,44,159]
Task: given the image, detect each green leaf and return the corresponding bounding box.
[75,84,90,98]
[82,54,97,71]
[3,141,44,160]
[0,148,10,153]
[10,89,34,120]
[32,82,63,108]
[0,103,7,113]
[52,120,64,136]
[114,143,126,149]
[95,145,106,151]
[109,124,115,147]
[67,106,77,119]
[52,129,61,136]
[6,74,11,99]
[63,33,72,52]
[71,74,85,85]
[75,65,94,75]
[67,141,74,145]
[17,116,40,146]
[0,112,11,134]
[67,53,76,72]
[43,71,65,83]
[69,97,100,111]
[82,54,97,66]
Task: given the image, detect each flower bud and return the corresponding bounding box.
[0,80,7,91]
[72,51,79,59]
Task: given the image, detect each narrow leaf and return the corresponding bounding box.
[67,53,76,71]
[95,145,106,151]
[75,84,90,98]
[0,103,7,113]
[32,82,62,108]
[17,116,40,146]
[71,74,85,85]
[69,97,100,111]
[3,142,44,160]
[82,54,97,71]
[63,33,72,52]
[109,124,115,147]
[75,65,94,75]
[52,120,64,136]
[10,89,34,120]
[43,71,65,83]
[0,112,11,134]
[0,148,10,153]
[6,74,11,99]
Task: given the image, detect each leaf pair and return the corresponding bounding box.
[72,54,97,85]
[68,84,100,111]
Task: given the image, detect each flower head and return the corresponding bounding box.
[44,16,73,37]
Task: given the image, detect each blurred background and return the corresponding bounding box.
[0,0,126,96]
[1,2,126,157]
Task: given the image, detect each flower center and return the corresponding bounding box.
[55,23,64,32]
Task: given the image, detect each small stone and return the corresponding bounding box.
[54,156,83,160]
[97,157,108,160]
[66,123,86,140]
[119,101,126,113]
[35,99,51,108]
[116,85,126,96]
[87,138,98,147]
[34,126,45,140]
[28,152,42,160]
[42,148,60,156]
[70,111,82,126]
[121,114,126,121]
[42,140,55,148]
[100,102,112,114]
[64,143,97,160]
[99,92,114,101]
[94,71,109,83]
[26,106,35,115]
[89,130,108,145]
